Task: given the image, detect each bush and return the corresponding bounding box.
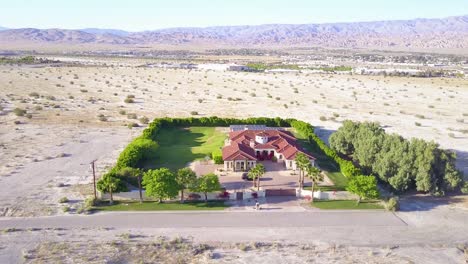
[386,197,400,211]
[139,116,149,124]
[461,182,468,194]
[124,98,135,103]
[62,206,70,213]
[128,122,139,129]
[58,197,69,203]
[13,108,26,116]
[190,111,199,115]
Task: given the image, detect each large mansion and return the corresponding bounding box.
[222,125,316,172]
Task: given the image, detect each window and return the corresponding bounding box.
[279,155,282,159]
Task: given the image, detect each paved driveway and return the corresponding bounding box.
[219,161,314,190]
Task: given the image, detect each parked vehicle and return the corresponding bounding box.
[241,172,253,181]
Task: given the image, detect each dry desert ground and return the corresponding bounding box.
[0,58,467,263]
[0,59,467,216]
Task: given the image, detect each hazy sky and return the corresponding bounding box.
[2,0,467,31]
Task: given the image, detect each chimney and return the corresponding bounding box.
[250,139,255,148]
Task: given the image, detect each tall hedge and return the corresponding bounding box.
[290,120,361,178]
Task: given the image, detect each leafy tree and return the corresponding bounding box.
[194,173,221,202]
[176,168,197,203]
[295,153,310,189]
[118,167,144,203]
[305,164,322,203]
[346,175,380,204]
[330,120,463,195]
[97,172,121,204]
[142,168,179,203]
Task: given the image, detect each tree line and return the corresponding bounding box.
[329,121,464,195]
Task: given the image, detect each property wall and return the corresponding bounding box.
[99,190,264,201]
[295,189,358,200]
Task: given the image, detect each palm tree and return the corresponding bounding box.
[305,164,322,203]
[255,164,265,191]
[295,153,309,189]
[247,166,258,188]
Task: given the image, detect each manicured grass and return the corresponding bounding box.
[145,126,226,171]
[293,131,348,190]
[311,200,383,210]
[93,200,228,211]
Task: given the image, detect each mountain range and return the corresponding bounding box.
[0,15,467,50]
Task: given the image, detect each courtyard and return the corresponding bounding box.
[192,160,334,191]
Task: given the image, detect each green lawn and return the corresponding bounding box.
[93,200,228,211]
[293,131,348,190]
[145,127,226,171]
[311,200,384,210]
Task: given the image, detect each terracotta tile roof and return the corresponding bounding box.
[222,129,315,161]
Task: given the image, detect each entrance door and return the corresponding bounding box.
[236,192,243,200]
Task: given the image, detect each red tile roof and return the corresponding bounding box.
[222,130,315,161]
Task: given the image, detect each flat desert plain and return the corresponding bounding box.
[0,59,467,216]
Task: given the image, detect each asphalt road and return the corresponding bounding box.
[0,211,406,229]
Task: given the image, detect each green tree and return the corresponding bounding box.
[195,173,221,202]
[346,175,380,204]
[142,168,179,203]
[97,172,121,205]
[176,168,197,203]
[305,165,322,203]
[295,153,310,189]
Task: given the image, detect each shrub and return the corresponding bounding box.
[62,206,70,213]
[29,92,40,98]
[84,196,100,208]
[13,108,26,116]
[58,197,69,203]
[319,116,327,121]
[124,98,134,103]
[127,113,137,119]
[461,182,468,194]
[139,116,149,124]
[386,197,400,211]
[128,122,139,129]
[190,111,199,115]
[25,113,32,119]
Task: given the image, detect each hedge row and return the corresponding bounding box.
[112,116,360,182]
[290,120,361,178]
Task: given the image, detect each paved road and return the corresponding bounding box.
[0,211,406,229]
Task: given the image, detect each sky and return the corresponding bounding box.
[2,0,467,31]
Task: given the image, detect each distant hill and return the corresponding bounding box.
[0,15,467,51]
[0,26,8,31]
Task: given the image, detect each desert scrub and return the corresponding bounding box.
[13,108,26,116]
[127,113,137,119]
[124,98,134,103]
[320,116,327,121]
[190,111,199,115]
[139,116,149,124]
[58,197,69,203]
[128,122,139,129]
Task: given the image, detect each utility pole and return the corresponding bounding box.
[90,159,97,199]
